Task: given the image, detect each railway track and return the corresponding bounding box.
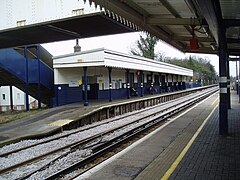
[0,87,218,179]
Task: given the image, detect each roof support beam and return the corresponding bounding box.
[224,19,240,27]
[229,57,240,61]
[227,38,240,43]
[227,49,240,56]
[146,17,201,26]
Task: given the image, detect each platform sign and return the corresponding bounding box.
[69,80,79,87]
[78,79,82,85]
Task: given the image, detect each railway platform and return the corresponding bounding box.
[77,92,240,180]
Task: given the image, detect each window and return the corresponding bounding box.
[17,93,20,100]
[72,8,84,16]
[2,94,6,100]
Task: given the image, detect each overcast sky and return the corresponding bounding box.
[42,31,238,77]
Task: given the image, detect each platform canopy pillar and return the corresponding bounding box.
[150,72,154,94]
[236,61,239,94]
[239,59,240,102]
[219,39,228,136]
[24,47,29,111]
[83,67,88,106]
[126,69,130,99]
[159,73,162,93]
[180,76,183,90]
[108,67,112,102]
[227,56,231,109]
[165,74,170,92]
[9,85,14,111]
[176,75,179,91]
[140,70,143,97]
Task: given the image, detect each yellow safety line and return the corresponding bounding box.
[161,100,218,180]
[211,97,218,106]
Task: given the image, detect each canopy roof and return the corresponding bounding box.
[0,12,136,49]
[91,0,240,56]
[53,48,193,77]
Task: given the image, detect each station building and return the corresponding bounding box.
[53,48,193,106]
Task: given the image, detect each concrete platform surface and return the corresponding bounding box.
[169,93,240,180]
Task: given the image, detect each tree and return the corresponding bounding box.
[167,56,217,85]
[130,33,159,59]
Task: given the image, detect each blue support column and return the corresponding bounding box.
[83,67,88,106]
[219,43,228,136]
[126,69,130,99]
[176,75,179,91]
[227,57,231,109]
[166,74,169,92]
[36,45,41,109]
[150,72,154,95]
[108,67,112,102]
[24,47,29,111]
[10,85,13,111]
[239,60,240,103]
[140,71,143,97]
[159,73,162,93]
[180,76,183,90]
[236,61,238,94]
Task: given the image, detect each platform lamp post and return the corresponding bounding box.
[24,47,29,111]
[108,67,112,102]
[83,67,88,106]
[36,45,41,109]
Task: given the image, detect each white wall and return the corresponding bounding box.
[55,66,126,90]
[0,86,36,110]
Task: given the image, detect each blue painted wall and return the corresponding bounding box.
[98,88,128,99]
[55,84,83,106]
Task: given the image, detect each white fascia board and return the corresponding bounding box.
[53,48,105,68]
[103,50,193,77]
[53,62,104,68]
